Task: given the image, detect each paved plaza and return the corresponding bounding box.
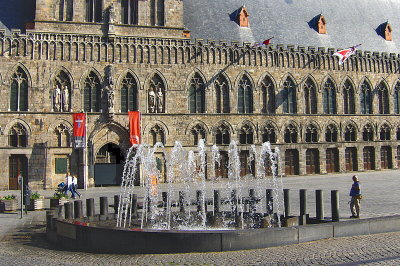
[1,170,400,265]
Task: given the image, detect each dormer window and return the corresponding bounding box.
[384,22,392,41]
[237,6,249,27]
[317,15,327,34]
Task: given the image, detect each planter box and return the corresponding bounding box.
[0,199,18,212]
[28,198,45,211]
[50,198,69,208]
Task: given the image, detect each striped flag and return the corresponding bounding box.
[253,37,274,47]
[129,111,141,145]
[73,113,86,148]
[333,44,361,65]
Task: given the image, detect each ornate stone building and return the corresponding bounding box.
[1,0,400,190]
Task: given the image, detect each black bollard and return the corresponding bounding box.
[299,189,307,216]
[179,191,185,213]
[86,198,95,217]
[266,189,273,214]
[46,211,53,229]
[214,190,221,214]
[100,197,108,216]
[196,190,203,213]
[114,195,120,214]
[131,194,138,218]
[56,204,63,218]
[162,192,168,210]
[331,190,340,222]
[284,189,290,217]
[316,190,324,220]
[74,200,83,219]
[64,202,73,219]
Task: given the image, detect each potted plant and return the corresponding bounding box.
[0,195,18,212]
[50,192,69,208]
[28,192,45,211]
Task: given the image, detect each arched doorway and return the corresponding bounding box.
[94,143,124,186]
[9,155,28,190]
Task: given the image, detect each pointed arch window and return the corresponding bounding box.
[323,79,336,114]
[362,124,374,141]
[86,0,102,22]
[377,81,389,114]
[150,0,165,26]
[121,72,138,112]
[53,70,71,112]
[188,73,206,113]
[54,124,71,147]
[284,124,298,143]
[238,124,254,144]
[148,74,165,113]
[150,125,165,145]
[343,80,355,114]
[261,75,275,114]
[262,124,276,143]
[121,0,138,25]
[380,124,391,140]
[282,77,297,114]
[237,75,253,113]
[83,72,102,112]
[10,67,29,112]
[325,124,338,142]
[215,124,230,145]
[304,78,317,114]
[305,124,318,143]
[191,124,206,146]
[344,124,357,141]
[215,74,230,113]
[9,123,27,147]
[59,0,74,21]
[394,82,400,114]
[360,81,373,114]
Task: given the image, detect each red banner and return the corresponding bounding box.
[73,113,86,148]
[129,111,141,145]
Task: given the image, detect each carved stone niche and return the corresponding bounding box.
[237,6,249,27]
[317,15,327,34]
[384,23,392,41]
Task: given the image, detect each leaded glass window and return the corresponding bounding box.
[10,67,28,111]
[323,79,336,114]
[377,81,389,114]
[262,124,276,143]
[150,125,165,145]
[83,72,101,112]
[284,124,297,143]
[215,74,230,113]
[325,124,338,142]
[188,73,206,113]
[360,81,373,114]
[362,124,374,141]
[238,124,254,144]
[237,75,253,114]
[344,124,357,141]
[343,80,355,114]
[9,123,27,147]
[380,124,391,140]
[121,72,138,112]
[304,78,317,114]
[282,77,296,114]
[191,125,206,146]
[305,124,318,143]
[215,124,230,145]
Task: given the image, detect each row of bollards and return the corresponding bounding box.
[62,196,113,220]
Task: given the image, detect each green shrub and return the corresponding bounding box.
[30,192,43,200]
[0,195,17,200]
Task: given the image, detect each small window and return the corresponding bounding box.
[55,157,68,174]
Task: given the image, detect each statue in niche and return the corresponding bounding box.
[61,85,69,111]
[105,65,115,117]
[148,88,156,113]
[157,87,164,113]
[53,85,61,112]
[108,4,116,34]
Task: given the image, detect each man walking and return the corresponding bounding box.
[349,175,362,218]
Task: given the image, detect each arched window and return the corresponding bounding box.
[59,0,74,21]
[343,80,355,114]
[380,124,391,140]
[148,73,165,113]
[237,75,253,113]
[360,81,373,114]
[394,82,400,114]
[10,67,29,111]
[323,78,336,114]
[83,72,102,112]
[54,124,71,147]
[305,124,318,143]
[261,75,275,114]
[150,0,164,26]
[191,124,206,146]
[377,81,389,114]
[344,124,357,141]
[215,124,230,145]
[121,72,138,112]
[262,124,276,143]
[238,124,254,144]
[53,70,71,112]
[397,127,400,140]
[150,125,165,145]
[121,0,138,25]
[304,78,317,114]
[362,124,374,141]
[9,123,27,147]
[215,74,230,113]
[282,77,296,114]
[325,124,338,142]
[85,0,102,22]
[284,124,297,143]
[188,73,206,113]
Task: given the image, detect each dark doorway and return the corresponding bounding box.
[9,154,28,190]
[380,146,392,169]
[363,146,375,170]
[306,149,320,174]
[284,149,299,175]
[345,147,358,171]
[94,143,124,186]
[326,148,339,173]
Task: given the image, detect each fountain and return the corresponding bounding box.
[116,140,284,231]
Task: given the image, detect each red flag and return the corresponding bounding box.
[129,111,141,145]
[333,44,361,65]
[253,37,274,47]
[73,113,86,148]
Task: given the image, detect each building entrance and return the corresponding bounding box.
[94,143,124,186]
[9,155,28,190]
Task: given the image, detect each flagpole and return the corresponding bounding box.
[84,112,88,191]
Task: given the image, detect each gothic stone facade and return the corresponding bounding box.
[1,0,400,190]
